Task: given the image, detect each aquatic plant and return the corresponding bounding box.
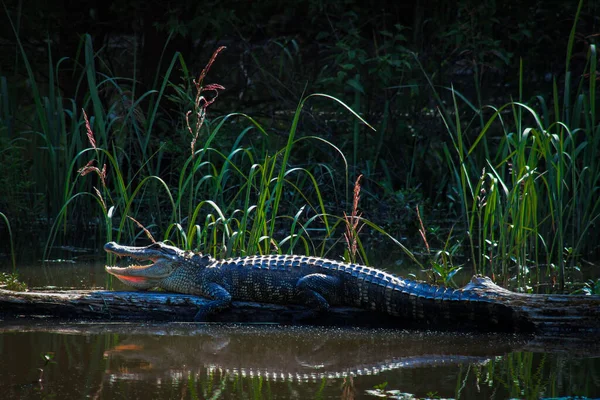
[419,0,600,291]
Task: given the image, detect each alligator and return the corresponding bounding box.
[104,241,600,332]
[104,241,542,331]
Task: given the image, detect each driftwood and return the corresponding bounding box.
[0,288,367,325]
[0,275,599,335]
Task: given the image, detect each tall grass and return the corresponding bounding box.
[2,8,417,274]
[472,350,598,399]
[39,40,419,274]
[427,0,599,290]
[0,13,420,272]
[85,92,380,260]
[0,212,16,271]
[5,0,186,225]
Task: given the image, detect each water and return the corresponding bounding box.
[0,261,599,399]
[0,322,598,399]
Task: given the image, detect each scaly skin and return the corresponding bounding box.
[104,241,523,330]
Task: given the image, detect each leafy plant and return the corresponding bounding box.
[416,205,463,286]
[316,12,414,175]
[571,279,600,295]
[0,272,27,291]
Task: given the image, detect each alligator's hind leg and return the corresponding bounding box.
[296,274,341,312]
[193,282,232,321]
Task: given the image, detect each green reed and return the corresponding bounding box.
[0,212,16,271]
[4,10,416,269]
[161,93,376,259]
[484,351,598,399]
[427,0,598,290]
[3,18,183,228]
[48,78,414,270]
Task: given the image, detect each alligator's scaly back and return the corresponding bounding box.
[104,242,533,331]
[238,254,528,330]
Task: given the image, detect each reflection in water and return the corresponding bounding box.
[103,325,509,383]
[0,322,598,399]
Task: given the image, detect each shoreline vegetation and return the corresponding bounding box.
[0,0,599,296]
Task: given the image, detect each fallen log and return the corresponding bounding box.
[458,276,600,334]
[0,276,599,335]
[0,288,371,325]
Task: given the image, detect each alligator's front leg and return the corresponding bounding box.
[193,282,232,321]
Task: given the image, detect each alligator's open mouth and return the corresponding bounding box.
[106,267,155,285]
[104,242,181,289]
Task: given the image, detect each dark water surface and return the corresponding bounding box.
[0,322,599,399]
[0,262,599,399]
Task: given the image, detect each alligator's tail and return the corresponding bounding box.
[354,268,534,332]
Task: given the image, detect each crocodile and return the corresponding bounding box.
[104,241,539,331]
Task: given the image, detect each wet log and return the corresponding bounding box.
[0,275,598,335]
[457,276,600,334]
[0,288,368,325]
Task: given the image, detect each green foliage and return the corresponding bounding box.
[429,254,463,288]
[41,351,56,365]
[90,91,387,262]
[425,0,600,290]
[438,0,513,70]
[41,38,411,270]
[572,279,600,296]
[372,381,388,391]
[415,205,463,286]
[0,22,418,272]
[0,272,27,291]
[1,0,598,289]
[0,138,35,218]
[317,15,412,91]
[314,12,415,176]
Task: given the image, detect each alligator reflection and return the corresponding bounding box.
[2,322,598,399]
[103,325,518,383]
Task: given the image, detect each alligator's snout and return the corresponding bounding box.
[104,242,180,289]
[104,241,151,259]
[104,242,118,252]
